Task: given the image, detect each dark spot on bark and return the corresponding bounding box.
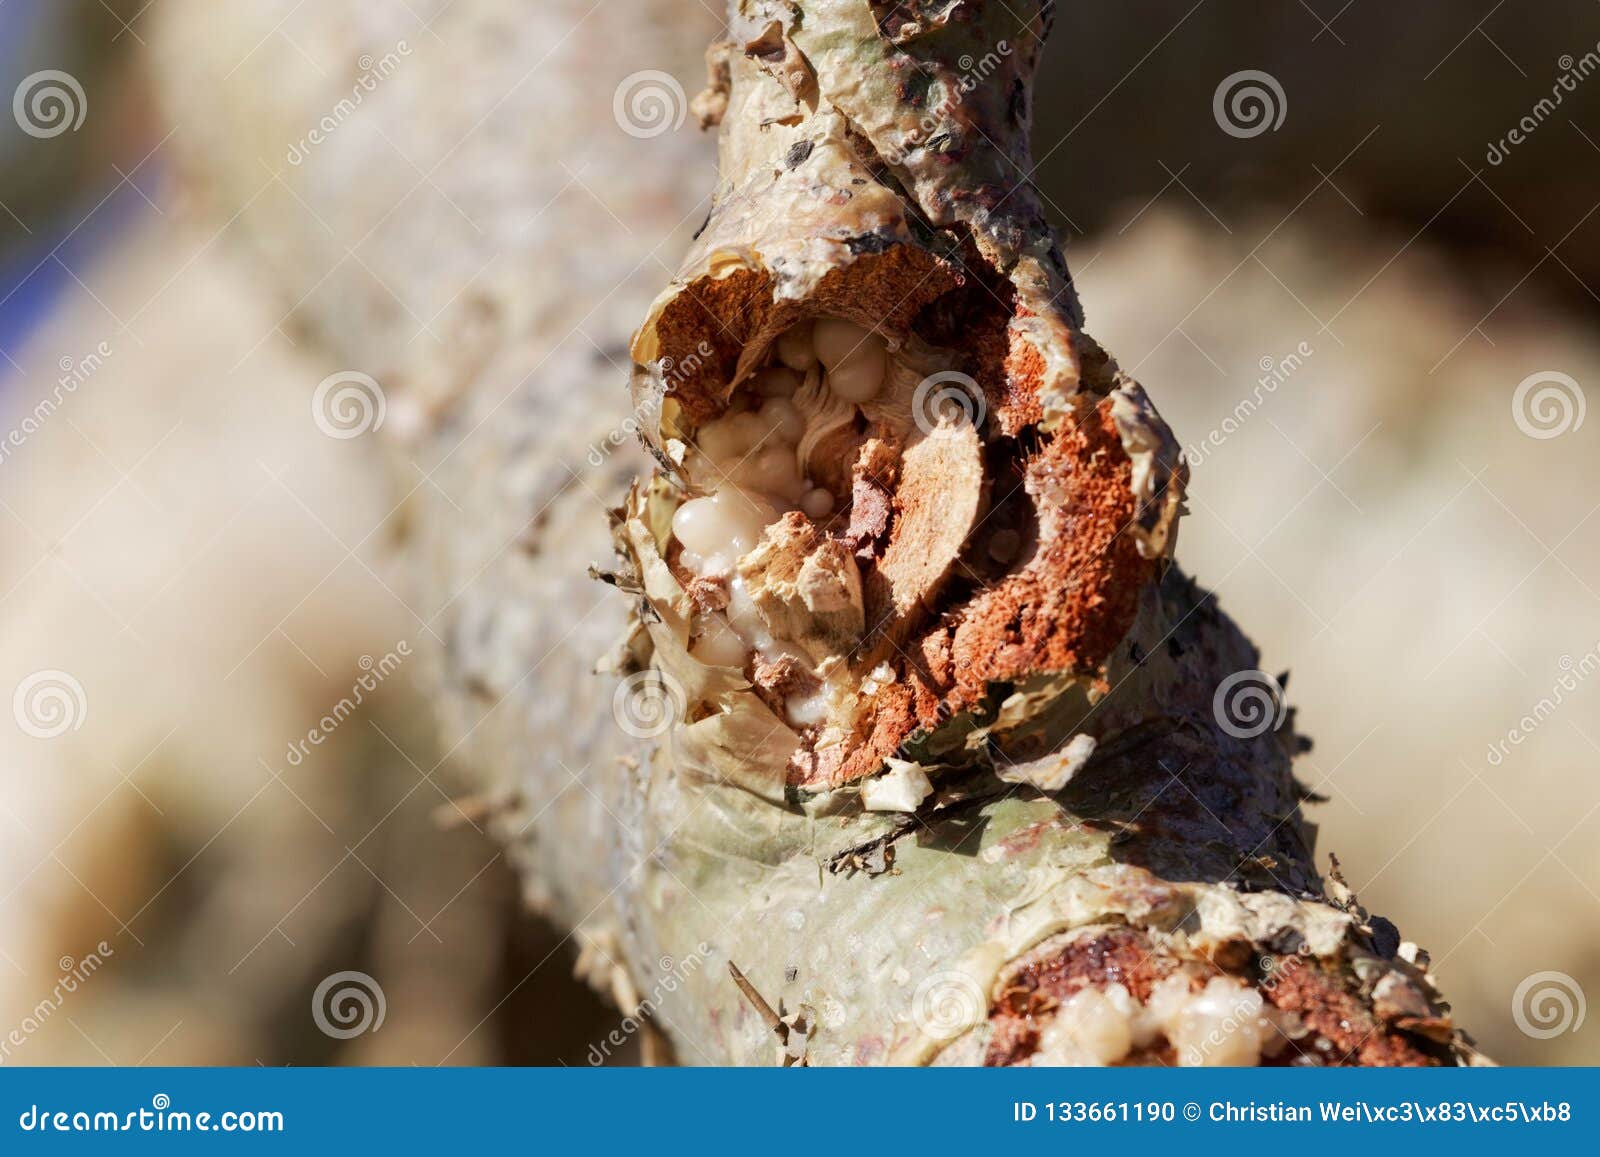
[845,231,897,256]
[1008,77,1027,127]
[899,68,935,109]
[1368,916,1401,960]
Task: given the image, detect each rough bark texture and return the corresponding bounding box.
[153,0,1482,1066]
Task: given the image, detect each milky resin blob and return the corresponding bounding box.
[1037,984,1136,1065]
[813,317,887,402]
[799,487,835,519]
[690,613,750,667]
[783,686,830,728]
[1170,977,1265,1067]
[756,397,806,443]
[812,318,872,366]
[825,358,885,403]
[738,444,806,502]
[672,489,775,570]
[775,323,818,372]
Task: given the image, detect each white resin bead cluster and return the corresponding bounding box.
[672,318,891,726]
[1033,975,1294,1067]
[673,317,888,561]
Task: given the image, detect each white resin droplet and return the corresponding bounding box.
[724,576,773,651]
[738,444,804,500]
[812,318,872,368]
[673,490,775,562]
[800,488,835,519]
[695,417,743,462]
[1171,978,1264,1067]
[775,324,818,372]
[1042,986,1134,1066]
[1132,974,1190,1049]
[826,351,885,402]
[728,411,770,452]
[757,397,806,443]
[691,614,749,667]
[785,687,830,728]
[988,528,1021,564]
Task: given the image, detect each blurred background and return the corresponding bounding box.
[0,0,1595,1067]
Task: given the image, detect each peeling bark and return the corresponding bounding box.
[154,0,1484,1066]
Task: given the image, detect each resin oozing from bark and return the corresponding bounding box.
[981,927,1452,1068]
[617,2,1185,792]
[642,288,1172,790]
